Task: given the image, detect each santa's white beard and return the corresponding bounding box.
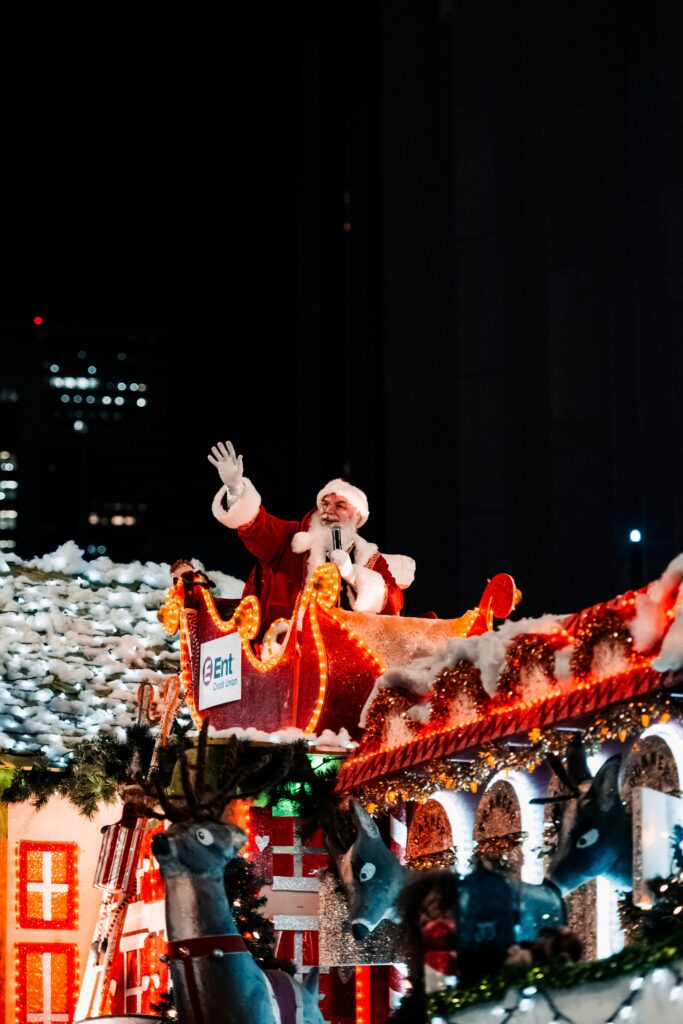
[307,513,358,558]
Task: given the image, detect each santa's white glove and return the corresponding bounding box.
[207,440,244,501]
[329,548,354,581]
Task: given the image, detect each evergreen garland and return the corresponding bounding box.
[1,724,189,816]
[425,933,683,1019]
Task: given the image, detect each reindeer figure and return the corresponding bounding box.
[327,801,565,944]
[326,799,409,940]
[531,733,633,894]
[147,724,325,1024]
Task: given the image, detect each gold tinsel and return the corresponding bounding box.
[494,634,557,706]
[405,845,458,872]
[363,688,421,746]
[353,693,681,814]
[430,660,490,729]
[570,609,634,679]
[471,831,527,868]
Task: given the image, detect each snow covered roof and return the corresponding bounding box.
[0,542,242,762]
[340,554,683,790]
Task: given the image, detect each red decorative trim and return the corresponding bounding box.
[15,942,78,1024]
[339,665,676,791]
[17,842,78,930]
[166,935,248,1024]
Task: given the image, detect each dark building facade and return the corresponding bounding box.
[2,2,682,622]
[1,321,164,562]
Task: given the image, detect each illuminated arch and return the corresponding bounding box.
[640,720,683,783]
[430,790,475,875]
[485,770,545,884]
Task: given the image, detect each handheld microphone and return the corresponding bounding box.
[331,526,343,550]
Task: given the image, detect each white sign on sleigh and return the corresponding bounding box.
[198,633,242,710]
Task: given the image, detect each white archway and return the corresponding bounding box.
[485,770,545,884]
[430,790,475,874]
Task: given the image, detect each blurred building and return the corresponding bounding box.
[0,318,164,561]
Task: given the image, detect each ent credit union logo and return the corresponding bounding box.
[198,632,242,711]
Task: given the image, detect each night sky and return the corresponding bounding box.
[2,3,683,621]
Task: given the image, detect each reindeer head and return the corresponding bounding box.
[327,800,407,941]
[152,820,247,881]
[531,734,633,894]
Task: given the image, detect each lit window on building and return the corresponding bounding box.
[49,376,100,390]
[0,509,18,529]
[15,942,78,1024]
[17,841,79,930]
[111,515,137,527]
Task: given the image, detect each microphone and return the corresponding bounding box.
[331,526,343,551]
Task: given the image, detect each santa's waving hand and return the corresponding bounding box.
[208,440,414,634]
[207,440,244,501]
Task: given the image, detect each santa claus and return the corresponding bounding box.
[208,441,415,635]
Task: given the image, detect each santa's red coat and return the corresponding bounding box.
[237,505,403,632]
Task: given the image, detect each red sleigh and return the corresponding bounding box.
[159,564,520,740]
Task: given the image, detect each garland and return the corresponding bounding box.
[494,634,558,705]
[405,845,458,872]
[471,831,528,870]
[430,662,490,728]
[363,688,421,746]
[355,692,681,812]
[1,724,341,824]
[570,609,634,679]
[0,725,168,817]
[426,934,683,1018]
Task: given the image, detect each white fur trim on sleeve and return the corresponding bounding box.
[211,478,262,529]
[383,554,416,589]
[291,531,312,553]
[348,565,388,614]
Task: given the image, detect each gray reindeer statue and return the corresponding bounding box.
[530,732,633,893]
[328,734,633,948]
[326,799,567,946]
[142,723,324,1024]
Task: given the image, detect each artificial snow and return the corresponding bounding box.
[206,723,357,750]
[362,555,683,721]
[0,544,242,762]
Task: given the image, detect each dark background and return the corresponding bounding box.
[1,1,682,620]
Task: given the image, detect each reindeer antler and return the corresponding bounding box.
[530,733,590,805]
[144,721,302,823]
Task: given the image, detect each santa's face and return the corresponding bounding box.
[318,493,360,528]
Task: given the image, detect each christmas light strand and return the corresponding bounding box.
[427,941,683,1020]
[357,693,682,813]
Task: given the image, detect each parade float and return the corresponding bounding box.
[1,537,683,1024]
